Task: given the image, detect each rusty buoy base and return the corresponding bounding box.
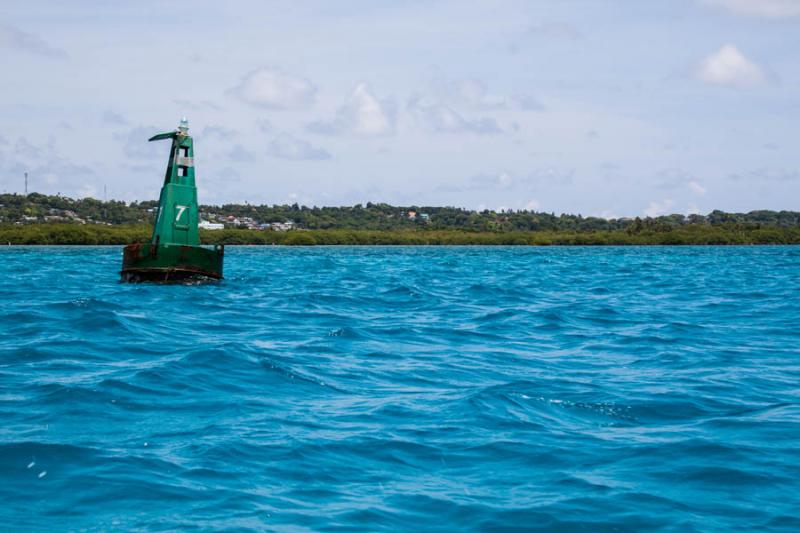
[121,243,224,283]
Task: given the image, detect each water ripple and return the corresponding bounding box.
[0,245,799,530]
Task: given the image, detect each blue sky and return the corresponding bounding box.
[1,0,798,216]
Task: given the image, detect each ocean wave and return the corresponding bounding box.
[1,246,799,530]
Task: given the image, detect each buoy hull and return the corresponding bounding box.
[121,243,224,282]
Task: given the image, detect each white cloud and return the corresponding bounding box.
[266,133,330,161]
[471,171,514,189]
[701,0,800,18]
[644,199,675,217]
[527,167,575,186]
[348,84,394,135]
[437,78,544,111]
[0,23,67,59]
[76,184,99,199]
[283,191,315,206]
[498,172,514,188]
[308,84,395,136]
[696,44,765,86]
[408,78,541,136]
[524,199,540,211]
[688,180,707,195]
[228,68,316,109]
[408,97,501,134]
[437,171,512,192]
[657,168,703,191]
[453,79,507,109]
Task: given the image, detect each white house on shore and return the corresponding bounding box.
[272,221,295,231]
[199,220,224,230]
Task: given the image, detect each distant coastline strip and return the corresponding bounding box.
[2,224,799,246]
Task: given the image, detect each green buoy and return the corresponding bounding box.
[121,118,224,282]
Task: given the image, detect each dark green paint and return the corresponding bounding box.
[121,119,224,281]
[148,123,199,246]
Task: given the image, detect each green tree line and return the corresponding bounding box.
[3,193,800,233]
[2,223,799,246]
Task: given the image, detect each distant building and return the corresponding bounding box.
[271,221,296,232]
[407,211,417,220]
[199,220,224,230]
[419,213,430,221]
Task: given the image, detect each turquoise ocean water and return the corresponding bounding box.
[1,246,798,531]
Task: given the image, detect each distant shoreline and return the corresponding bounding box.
[1,224,799,246]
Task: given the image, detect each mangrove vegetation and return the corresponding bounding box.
[1,223,799,246]
[2,193,799,245]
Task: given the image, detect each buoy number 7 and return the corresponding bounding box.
[175,205,189,223]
